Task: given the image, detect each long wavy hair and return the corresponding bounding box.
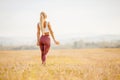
[40,12,47,35]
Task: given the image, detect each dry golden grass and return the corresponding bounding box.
[0,48,120,80]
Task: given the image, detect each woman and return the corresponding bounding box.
[37,12,59,65]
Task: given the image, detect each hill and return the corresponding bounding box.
[0,35,120,50]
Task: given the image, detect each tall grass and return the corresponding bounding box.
[0,49,120,80]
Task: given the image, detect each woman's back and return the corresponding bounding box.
[39,21,49,35]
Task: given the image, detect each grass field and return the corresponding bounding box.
[0,48,120,80]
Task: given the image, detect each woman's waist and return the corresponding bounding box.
[42,32,49,36]
[40,33,50,40]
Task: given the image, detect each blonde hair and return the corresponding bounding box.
[40,12,47,35]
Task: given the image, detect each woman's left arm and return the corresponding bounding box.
[37,23,40,46]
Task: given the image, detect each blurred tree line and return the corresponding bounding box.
[73,40,120,48]
[0,40,120,50]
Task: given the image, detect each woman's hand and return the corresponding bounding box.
[54,40,60,45]
[37,41,39,46]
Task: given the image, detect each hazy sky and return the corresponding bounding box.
[0,0,120,39]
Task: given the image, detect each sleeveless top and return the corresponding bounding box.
[39,21,49,35]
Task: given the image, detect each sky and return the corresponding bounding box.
[0,0,120,39]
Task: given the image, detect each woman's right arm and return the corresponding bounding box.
[37,23,40,46]
[48,22,59,45]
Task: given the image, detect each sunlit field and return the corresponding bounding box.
[0,48,120,80]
